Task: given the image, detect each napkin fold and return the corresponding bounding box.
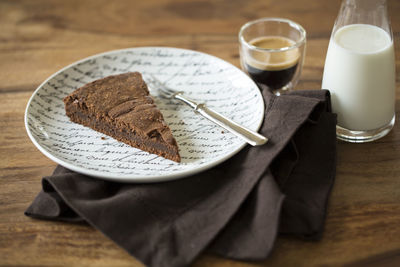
[25,89,337,267]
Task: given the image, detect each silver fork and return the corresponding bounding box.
[146,74,268,146]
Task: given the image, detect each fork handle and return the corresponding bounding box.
[174,93,267,146]
[195,104,268,146]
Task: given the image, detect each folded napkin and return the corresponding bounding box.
[25,89,337,267]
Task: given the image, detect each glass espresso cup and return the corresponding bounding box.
[239,18,306,94]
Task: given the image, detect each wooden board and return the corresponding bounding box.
[1,0,400,266]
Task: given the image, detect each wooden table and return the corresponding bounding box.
[1,0,400,266]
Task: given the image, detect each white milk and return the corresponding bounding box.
[322,24,396,131]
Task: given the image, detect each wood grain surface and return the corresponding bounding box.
[1,0,400,266]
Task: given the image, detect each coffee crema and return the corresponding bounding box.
[244,36,300,89]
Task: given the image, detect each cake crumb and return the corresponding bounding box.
[101,136,106,140]
[221,131,225,134]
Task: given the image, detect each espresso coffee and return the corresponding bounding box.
[245,36,300,89]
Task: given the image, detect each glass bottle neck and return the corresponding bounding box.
[334,0,391,37]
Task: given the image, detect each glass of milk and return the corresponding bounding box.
[322,0,396,143]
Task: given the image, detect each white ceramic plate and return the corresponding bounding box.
[25,47,264,183]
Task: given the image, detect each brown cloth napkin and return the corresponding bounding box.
[25,89,337,267]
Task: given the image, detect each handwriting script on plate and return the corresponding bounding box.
[27,48,263,177]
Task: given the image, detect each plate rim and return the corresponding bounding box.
[24,46,264,183]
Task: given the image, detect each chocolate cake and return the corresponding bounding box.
[63,72,181,162]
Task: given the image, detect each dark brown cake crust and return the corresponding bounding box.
[63,72,181,162]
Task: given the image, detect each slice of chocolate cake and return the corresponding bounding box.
[63,72,181,162]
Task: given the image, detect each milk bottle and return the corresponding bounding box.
[322,0,396,142]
